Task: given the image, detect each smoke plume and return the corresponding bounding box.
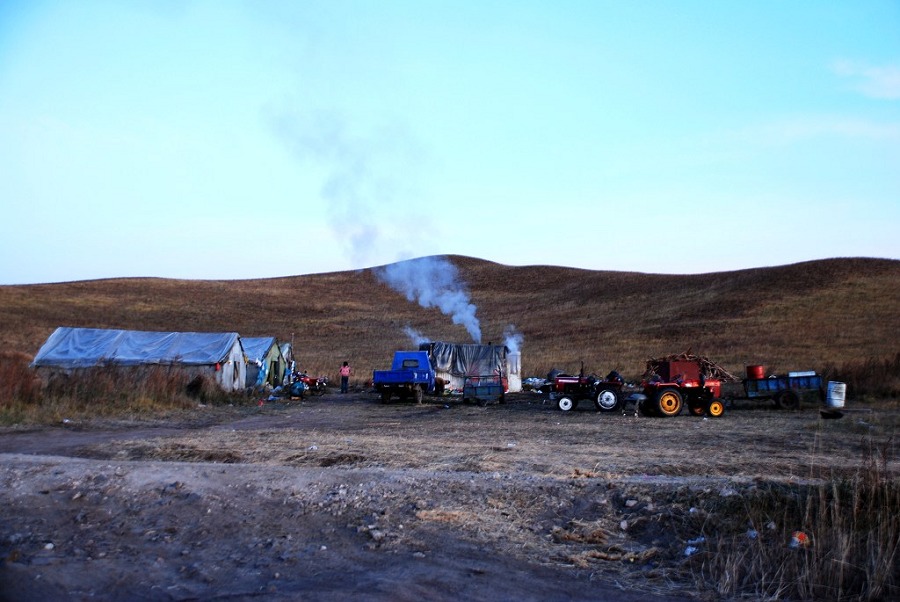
[403,325,430,347]
[270,110,424,267]
[502,324,524,354]
[376,256,482,343]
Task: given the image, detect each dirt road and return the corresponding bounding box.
[1,392,895,601]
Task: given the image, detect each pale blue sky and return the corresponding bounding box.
[1,0,898,284]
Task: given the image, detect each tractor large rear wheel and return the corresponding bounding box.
[656,388,683,417]
[594,388,620,412]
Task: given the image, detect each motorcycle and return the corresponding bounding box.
[293,371,329,396]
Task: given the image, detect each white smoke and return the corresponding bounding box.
[376,256,482,343]
[403,325,430,347]
[270,110,425,267]
[502,324,524,354]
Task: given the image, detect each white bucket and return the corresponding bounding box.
[826,381,846,409]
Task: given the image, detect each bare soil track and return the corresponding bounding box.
[1,392,896,601]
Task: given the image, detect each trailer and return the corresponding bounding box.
[733,367,824,409]
[462,375,506,406]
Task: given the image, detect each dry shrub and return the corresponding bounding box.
[691,440,899,601]
[29,364,245,420]
[0,351,41,406]
[822,353,900,401]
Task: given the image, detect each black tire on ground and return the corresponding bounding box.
[656,387,683,417]
[776,390,799,410]
[688,400,705,416]
[594,388,620,412]
[380,390,391,403]
[557,396,575,412]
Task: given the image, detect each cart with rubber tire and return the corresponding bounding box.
[462,375,506,406]
[738,372,824,410]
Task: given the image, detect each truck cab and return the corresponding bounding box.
[372,351,436,403]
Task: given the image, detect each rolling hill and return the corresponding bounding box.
[1,256,897,382]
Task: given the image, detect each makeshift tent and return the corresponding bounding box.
[32,327,247,392]
[242,337,286,389]
[419,342,522,392]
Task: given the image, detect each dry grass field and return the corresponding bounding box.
[2,255,898,384]
[1,256,898,601]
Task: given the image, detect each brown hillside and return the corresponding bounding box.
[1,256,897,382]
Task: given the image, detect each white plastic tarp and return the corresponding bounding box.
[32,327,243,368]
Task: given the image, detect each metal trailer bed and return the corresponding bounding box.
[740,372,824,409]
[462,375,506,406]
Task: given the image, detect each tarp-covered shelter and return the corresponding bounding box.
[419,341,522,392]
[32,327,247,392]
[242,336,286,389]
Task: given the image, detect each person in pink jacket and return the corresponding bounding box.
[339,361,351,394]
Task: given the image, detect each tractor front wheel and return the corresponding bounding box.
[706,398,725,417]
[557,396,575,412]
[656,388,683,417]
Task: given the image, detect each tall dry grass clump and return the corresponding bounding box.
[0,351,42,405]
[0,354,245,424]
[691,440,899,601]
[822,353,900,401]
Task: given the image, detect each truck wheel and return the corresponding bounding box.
[380,391,391,403]
[706,398,725,417]
[776,391,799,410]
[656,388,683,417]
[557,396,575,412]
[414,385,424,404]
[594,388,619,412]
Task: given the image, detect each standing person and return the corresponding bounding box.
[340,361,351,394]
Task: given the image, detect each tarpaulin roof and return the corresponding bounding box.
[422,342,508,377]
[241,337,279,363]
[32,327,244,369]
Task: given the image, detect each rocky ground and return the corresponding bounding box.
[0,391,896,601]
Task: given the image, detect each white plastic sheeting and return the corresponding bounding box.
[32,327,247,391]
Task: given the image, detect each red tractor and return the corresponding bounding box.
[639,354,735,417]
[543,365,625,412]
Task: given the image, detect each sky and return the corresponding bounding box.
[1,0,898,284]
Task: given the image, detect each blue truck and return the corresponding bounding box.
[372,351,436,403]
